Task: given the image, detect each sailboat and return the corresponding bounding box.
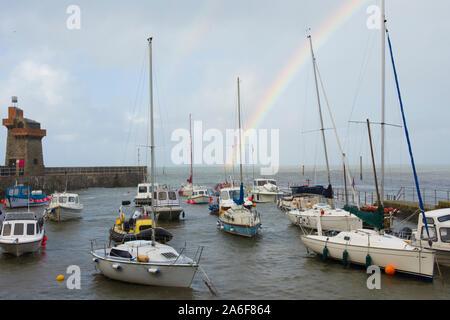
[179,114,194,197]
[92,37,202,287]
[217,77,261,237]
[300,3,435,280]
[288,32,362,232]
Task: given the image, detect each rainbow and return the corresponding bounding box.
[226,0,370,166]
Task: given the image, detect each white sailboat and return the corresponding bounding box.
[289,31,362,232]
[217,77,261,237]
[300,6,436,280]
[92,37,202,287]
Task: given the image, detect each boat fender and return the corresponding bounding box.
[147,268,159,274]
[230,228,235,232]
[365,254,371,268]
[322,246,328,261]
[112,264,122,270]
[220,225,224,230]
[216,221,220,227]
[385,265,395,275]
[92,258,99,263]
[137,254,149,262]
[342,250,348,265]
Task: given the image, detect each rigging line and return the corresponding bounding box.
[344,30,377,152]
[314,59,360,208]
[153,62,167,175]
[386,29,432,243]
[122,46,147,165]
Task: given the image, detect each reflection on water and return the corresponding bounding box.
[0,167,449,299]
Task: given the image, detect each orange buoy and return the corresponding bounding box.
[385,265,396,275]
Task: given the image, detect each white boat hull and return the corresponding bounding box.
[92,254,198,287]
[0,239,42,257]
[251,192,281,203]
[301,235,435,280]
[189,195,210,204]
[154,206,183,221]
[45,206,83,222]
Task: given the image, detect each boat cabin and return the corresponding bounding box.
[136,183,160,198]
[1,213,42,238]
[6,185,32,198]
[51,193,80,205]
[192,188,209,197]
[153,188,180,207]
[253,179,277,187]
[413,208,450,249]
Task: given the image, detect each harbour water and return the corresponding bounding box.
[0,166,449,300]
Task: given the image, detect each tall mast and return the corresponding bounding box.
[380,0,386,205]
[189,113,193,185]
[148,37,155,247]
[308,34,331,186]
[237,77,243,184]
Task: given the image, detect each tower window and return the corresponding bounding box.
[33,159,38,165]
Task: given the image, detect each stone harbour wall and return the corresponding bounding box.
[0,166,147,197]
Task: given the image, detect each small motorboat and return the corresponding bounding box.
[187,186,211,205]
[410,208,450,268]
[250,178,284,203]
[109,201,172,244]
[134,182,159,207]
[2,185,49,208]
[0,212,45,256]
[44,192,83,222]
[152,186,184,221]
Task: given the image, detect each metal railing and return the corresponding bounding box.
[334,186,450,207]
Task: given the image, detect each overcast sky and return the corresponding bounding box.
[0,0,449,172]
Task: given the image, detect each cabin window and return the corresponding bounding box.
[139,186,147,193]
[438,215,450,223]
[258,181,266,186]
[59,197,67,203]
[425,217,434,225]
[109,248,132,259]
[199,191,204,195]
[440,228,450,243]
[158,192,167,200]
[13,223,24,236]
[168,191,177,200]
[421,226,437,242]
[2,224,11,236]
[68,197,75,202]
[26,223,35,235]
[22,188,29,196]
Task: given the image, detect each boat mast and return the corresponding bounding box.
[237,77,243,184]
[308,34,331,186]
[148,37,156,247]
[380,0,386,205]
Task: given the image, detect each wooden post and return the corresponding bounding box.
[360,156,363,180]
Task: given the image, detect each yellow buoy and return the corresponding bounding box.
[56,275,65,281]
[385,265,396,275]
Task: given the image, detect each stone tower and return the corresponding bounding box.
[2,97,46,176]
